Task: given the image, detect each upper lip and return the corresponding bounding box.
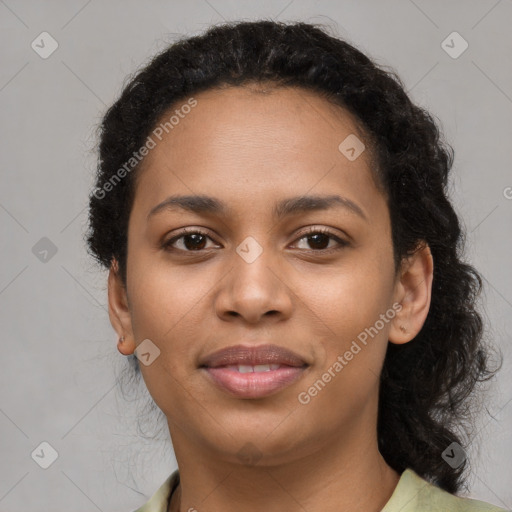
[199,344,308,368]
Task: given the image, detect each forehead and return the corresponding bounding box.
[132,85,383,218]
[148,84,368,156]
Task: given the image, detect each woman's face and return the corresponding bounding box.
[111,85,413,465]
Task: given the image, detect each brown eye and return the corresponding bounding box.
[304,232,331,250]
[292,227,349,253]
[162,228,218,252]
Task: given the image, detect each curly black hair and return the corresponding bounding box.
[86,19,501,493]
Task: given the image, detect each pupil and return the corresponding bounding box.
[185,234,206,250]
[309,233,328,250]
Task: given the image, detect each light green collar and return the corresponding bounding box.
[134,467,507,512]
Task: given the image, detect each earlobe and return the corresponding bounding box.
[108,258,136,356]
[117,335,134,356]
[389,243,434,345]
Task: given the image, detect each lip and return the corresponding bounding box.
[199,344,307,368]
[199,344,309,399]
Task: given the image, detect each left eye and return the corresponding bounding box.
[162,228,348,253]
[292,228,349,252]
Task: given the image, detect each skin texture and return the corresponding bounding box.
[108,85,434,512]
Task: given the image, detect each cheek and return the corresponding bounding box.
[126,250,205,341]
[305,255,394,338]
[300,252,394,400]
[296,272,391,431]
[125,252,212,394]
[126,268,199,422]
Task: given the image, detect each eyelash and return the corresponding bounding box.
[162,226,349,255]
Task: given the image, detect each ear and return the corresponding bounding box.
[108,258,136,356]
[389,242,434,345]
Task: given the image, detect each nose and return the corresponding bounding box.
[214,244,294,325]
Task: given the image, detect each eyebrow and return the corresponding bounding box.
[147,194,368,222]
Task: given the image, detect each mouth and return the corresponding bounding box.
[199,344,309,399]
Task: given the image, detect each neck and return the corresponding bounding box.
[167,420,400,512]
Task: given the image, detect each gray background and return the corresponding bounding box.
[1,1,511,510]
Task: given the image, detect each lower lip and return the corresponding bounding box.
[202,366,307,399]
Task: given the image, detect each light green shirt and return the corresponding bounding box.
[133,467,509,511]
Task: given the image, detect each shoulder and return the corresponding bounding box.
[382,468,509,512]
[131,469,180,512]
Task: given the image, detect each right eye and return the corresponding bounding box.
[162,228,220,253]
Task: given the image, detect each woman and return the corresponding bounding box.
[86,20,507,512]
